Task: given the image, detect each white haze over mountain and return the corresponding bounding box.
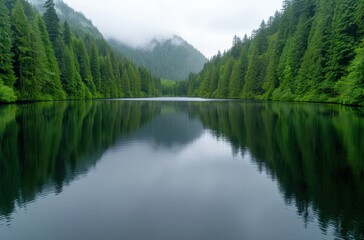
[57,0,282,57]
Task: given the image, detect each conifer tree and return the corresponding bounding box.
[229,60,243,98]
[62,20,71,46]
[296,0,331,100]
[72,38,96,96]
[217,57,233,98]
[89,42,101,93]
[121,68,131,97]
[127,63,141,97]
[323,0,358,99]
[0,0,16,88]
[336,39,364,105]
[0,0,16,103]
[43,0,59,46]
[11,0,39,100]
[35,15,65,99]
[4,0,14,11]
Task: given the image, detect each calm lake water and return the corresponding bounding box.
[0,98,363,240]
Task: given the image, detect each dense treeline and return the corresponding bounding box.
[0,0,160,103]
[175,0,364,106]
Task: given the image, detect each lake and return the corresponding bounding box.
[0,98,363,240]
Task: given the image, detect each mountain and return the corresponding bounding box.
[109,35,208,81]
[27,0,102,38]
[175,0,364,106]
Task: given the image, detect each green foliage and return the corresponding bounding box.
[178,0,364,106]
[120,68,131,97]
[35,15,65,100]
[109,36,207,81]
[43,0,59,45]
[62,20,71,46]
[72,38,96,96]
[0,81,16,102]
[89,42,101,93]
[0,0,16,88]
[0,0,160,103]
[336,39,364,105]
[161,79,177,96]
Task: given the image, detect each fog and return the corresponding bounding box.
[62,0,283,57]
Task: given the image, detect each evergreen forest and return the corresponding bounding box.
[109,36,207,81]
[175,0,364,106]
[0,0,160,103]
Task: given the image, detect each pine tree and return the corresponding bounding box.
[296,0,332,101]
[11,0,39,100]
[0,0,16,89]
[140,67,152,96]
[109,52,122,96]
[62,21,71,46]
[72,38,96,96]
[89,42,101,94]
[99,55,116,97]
[323,0,358,99]
[336,39,364,105]
[217,57,234,98]
[43,0,59,46]
[35,15,65,99]
[121,67,131,97]
[229,41,249,98]
[29,13,53,100]
[274,8,313,100]
[356,0,364,36]
[127,63,141,97]
[4,0,14,11]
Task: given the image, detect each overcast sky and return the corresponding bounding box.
[62,0,283,58]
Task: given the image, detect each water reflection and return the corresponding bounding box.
[0,100,363,239]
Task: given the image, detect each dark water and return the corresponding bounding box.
[0,98,363,240]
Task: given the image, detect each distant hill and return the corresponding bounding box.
[109,36,208,81]
[28,0,102,38]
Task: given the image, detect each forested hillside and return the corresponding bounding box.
[0,0,160,103]
[176,0,364,106]
[109,36,207,81]
[28,0,103,38]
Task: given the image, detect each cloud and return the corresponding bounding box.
[62,0,283,57]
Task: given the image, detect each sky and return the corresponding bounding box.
[62,0,283,58]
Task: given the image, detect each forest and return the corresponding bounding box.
[109,36,207,81]
[0,0,161,103]
[175,0,364,106]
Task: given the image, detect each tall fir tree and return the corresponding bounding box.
[11,0,39,100]
[322,0,358,99]
[43,0,59,46]
[89,42,101,94]
[336,39,364,105]
[62,20,71,46]
[0,0,15,87]
[121,67,131,97]
[35,15,65,99]
[72,38,96,96]
[0,0,16,102]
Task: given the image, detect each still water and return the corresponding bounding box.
[0,98,363,240]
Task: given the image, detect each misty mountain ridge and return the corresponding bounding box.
[27,0,102,38]
[142,35,186,50]
[27,0,207,81]
[109,36,208,81]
